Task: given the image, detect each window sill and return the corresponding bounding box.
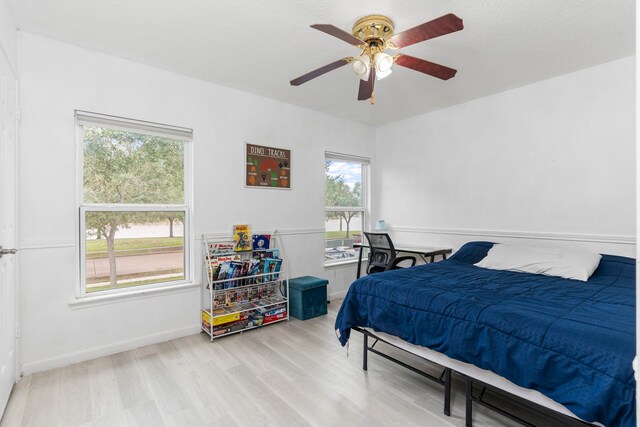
[68,282,200,309]
[324,258,365,269]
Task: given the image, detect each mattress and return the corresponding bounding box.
[335,241,636,426]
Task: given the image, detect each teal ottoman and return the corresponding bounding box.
[288,276,328,320]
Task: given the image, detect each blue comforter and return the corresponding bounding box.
[335,242,635,426]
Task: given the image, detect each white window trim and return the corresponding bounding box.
[324,152,370,266]
[68,282,200,310]
[74,111,194,301]
[325,151,370,165]
[324,207,366,213]
[324,258,365,269]
[75,110,193,140]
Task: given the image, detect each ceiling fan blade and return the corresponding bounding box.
[290,58,350,86]
[357,68,376,101]
[311,24,363,46]
[395,54,457,80]
[389,13,463,48]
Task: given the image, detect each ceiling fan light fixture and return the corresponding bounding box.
[374,52,393,80]
[352,55,371,81]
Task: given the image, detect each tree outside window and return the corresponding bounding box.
[324,157,367,263]
[78,112,191,294]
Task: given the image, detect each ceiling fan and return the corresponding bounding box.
[290,13,463,104]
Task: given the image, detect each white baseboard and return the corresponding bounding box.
[20,324,201,375]
[329,290,348,300]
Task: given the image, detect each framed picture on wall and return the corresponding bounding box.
[245,143,291,189]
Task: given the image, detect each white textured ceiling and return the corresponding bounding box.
[9,0,635,125]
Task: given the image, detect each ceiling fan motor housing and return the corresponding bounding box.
[352,14,395,45]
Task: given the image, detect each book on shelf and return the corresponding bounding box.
[212,262,285,290]
[212,254,240,264]
[207,241,235,256]
[264,258,282,281]
[253,248,279,259]
[250,249,280,283]
[247,258,262,284]
[225,262,243,288]
[207,254,240,284]
[238,259,252,286]
[251,234,271,251]
[216,262,232,282]
[233,224,252,252]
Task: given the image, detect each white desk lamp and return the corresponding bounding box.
[374,220,388,231]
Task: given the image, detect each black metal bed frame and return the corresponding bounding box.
[465,377,593,427]
[355,326,452,416]
[355,327,594,427]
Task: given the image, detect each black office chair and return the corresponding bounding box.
[364,232,417,275]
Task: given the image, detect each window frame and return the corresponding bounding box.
[324,151,370,266]
[75,111,194,298]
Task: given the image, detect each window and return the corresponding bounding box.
[77,111,192,295]
[324,152,369,264]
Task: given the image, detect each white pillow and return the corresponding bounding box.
[474,244,602,281]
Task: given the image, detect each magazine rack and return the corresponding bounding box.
[201,230,289,341]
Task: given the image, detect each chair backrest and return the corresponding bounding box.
[364,232,397,274]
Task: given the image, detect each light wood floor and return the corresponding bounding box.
[1,300,569,427]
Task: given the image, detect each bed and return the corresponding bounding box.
[335,241,636,426]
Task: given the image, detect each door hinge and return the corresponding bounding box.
[15,322,20,338]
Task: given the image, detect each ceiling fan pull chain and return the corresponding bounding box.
[371,92,375,105]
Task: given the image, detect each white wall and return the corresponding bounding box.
[18,32,374,373]
[374,56,636,257]
[0,0,17,71]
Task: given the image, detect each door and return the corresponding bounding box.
[0,48,18,418]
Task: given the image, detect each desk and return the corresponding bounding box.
[353,243,452,279]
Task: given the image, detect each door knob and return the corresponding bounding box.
[0,246,18,258]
